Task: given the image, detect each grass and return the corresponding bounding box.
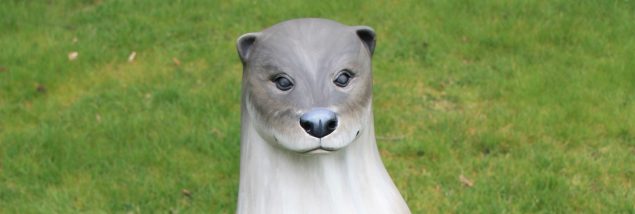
[1,0,634,213]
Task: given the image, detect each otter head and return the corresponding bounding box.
[237,19,376,154]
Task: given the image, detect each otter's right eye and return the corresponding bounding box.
[273,76,294,91]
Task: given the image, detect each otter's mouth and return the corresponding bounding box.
[301,146,338,154]
[272,129,361,154]
[300,130,361,154]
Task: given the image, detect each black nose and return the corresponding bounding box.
[299,108,338,138]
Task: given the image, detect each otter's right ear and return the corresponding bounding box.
[353,26,376,56]
[236,32,260,63]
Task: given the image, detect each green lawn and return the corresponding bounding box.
[1,0,634,213]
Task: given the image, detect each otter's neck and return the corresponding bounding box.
[236,110,410,214]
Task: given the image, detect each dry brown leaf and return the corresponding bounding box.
[181,189,192,198]
[172,57,181,66]
[36,84,46,93]
[460,174,474,187]
[128,51,137,62]
[68,51,78,61]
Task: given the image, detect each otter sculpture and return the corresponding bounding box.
[236,18,410,214]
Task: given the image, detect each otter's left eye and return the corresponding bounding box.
[334,70,353,87]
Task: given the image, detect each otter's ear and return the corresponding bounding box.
[236,32,260,63]
[353,26,376,56]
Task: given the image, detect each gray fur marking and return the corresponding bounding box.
[236,18,410,214]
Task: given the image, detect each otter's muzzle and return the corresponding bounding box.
[299,108,338,138]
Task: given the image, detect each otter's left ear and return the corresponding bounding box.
[353,26,376,56]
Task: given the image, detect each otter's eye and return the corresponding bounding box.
[334,70,353,87]
[273,76,293,91]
